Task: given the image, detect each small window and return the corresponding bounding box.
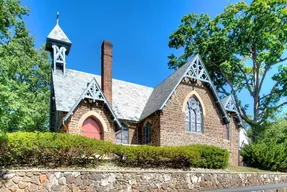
[226,124,230,140]
[144,122,151,144]
[116,124,129,144]
[185,96,203,133]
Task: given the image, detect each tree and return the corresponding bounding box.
[0,0,50,132]
[168,0,287,129]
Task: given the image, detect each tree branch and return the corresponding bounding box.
[275,57,287,65]
[236,64,253,96]
[258,65,270,93]
[260,81,280,101]
[218,66,253,124]
[258,101,287,124]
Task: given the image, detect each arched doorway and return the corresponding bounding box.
[81,117,103,140]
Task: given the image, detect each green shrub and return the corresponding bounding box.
[0,132,115,167]
[0,132,229,169]
[241,142,287,172]
[186,145,229,169]
[115,144,229,169]
[241,119,287,172]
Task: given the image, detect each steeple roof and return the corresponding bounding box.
[45,13,72,54]
[47,24,71,44]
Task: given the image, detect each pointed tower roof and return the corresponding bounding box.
[46,12,72,54]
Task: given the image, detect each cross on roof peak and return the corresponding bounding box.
[56,12,59,25]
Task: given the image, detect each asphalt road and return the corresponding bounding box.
[204,183,287,192]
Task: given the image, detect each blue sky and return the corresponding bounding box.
[22,0,240,87]
[21,0,285,117]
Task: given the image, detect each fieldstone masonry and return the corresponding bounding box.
[1,170,287,192]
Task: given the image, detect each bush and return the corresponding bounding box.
[115,144,229,169]
[186,145,229,169]
[241,142,287,172]
[0,132,115,167]
[241,119,287,172]
[0,132,229,169]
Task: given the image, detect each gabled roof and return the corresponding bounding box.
[140,56,196,120]
[140,55,230,124]
[53,55,231,124]
[52,69,153,121]
[63,78,122,128]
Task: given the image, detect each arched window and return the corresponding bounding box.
[144,122,151,144]
[185,96,203,133]
[116,124,129,144]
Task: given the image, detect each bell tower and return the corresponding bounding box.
[45,12,72,75]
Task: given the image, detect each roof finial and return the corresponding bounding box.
[56,12,59,25]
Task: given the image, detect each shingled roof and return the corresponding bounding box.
[52,69,153,121]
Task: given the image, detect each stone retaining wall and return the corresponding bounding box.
[1,170,287,192]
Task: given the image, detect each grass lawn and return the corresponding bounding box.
[227,166,280,173]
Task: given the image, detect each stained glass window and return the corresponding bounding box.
[185,96,203,133]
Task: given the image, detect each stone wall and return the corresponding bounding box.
[1,170,287,192]
[159,80,239,165]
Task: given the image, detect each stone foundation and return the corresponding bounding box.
[1,170,287,192]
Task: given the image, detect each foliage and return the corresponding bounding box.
[115,144,229,169]
[241,142,287,172]
[0,132,229,169]
[0,0,50,132]
[0,132,115,167]
[168,0,287,127]
[241,119,287,171]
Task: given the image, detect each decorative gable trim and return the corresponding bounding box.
[63,78,122,128]
[222,95,244,127]
[160,54,230,124]
[223,95,237,112]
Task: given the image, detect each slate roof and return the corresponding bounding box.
[140,56,196,120]
[47,24,71,44]
[52,69,153,121]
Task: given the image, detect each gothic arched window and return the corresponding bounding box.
[185,96,203,133]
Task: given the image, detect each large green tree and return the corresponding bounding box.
[0,0,50,132]
[168,0,287,128]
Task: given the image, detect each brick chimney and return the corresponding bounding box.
[101,40,113,106]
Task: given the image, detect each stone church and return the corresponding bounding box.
[47,18,243,165]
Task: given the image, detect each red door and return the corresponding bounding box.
[81,117,102,140]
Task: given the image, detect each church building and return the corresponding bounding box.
[47,17,243,166]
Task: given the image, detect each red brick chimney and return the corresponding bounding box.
[101,40,113,106]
